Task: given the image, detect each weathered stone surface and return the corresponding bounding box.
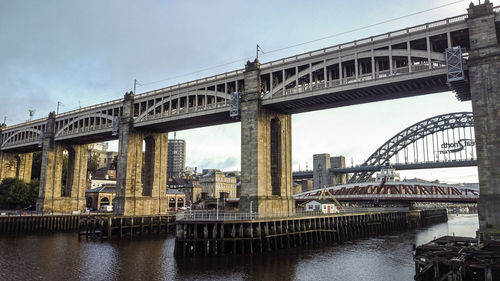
[239,59,295,217]
[36,112,89,212]
[114,92,169,216]
[36,143,88,213]
[467,2,500,240]
[0,152,32,183]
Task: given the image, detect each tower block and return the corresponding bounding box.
[239,59,295,217]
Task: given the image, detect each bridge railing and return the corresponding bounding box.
[259,6,482,71]
[176,207,409,221]
[296,194,479,200]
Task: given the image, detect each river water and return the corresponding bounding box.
[0,214,478,281]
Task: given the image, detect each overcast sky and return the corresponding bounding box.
[0,0,478,183]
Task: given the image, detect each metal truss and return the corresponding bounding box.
[349,112,474,183]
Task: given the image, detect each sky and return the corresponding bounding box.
[0,0,479,183]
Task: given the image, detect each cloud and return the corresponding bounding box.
[0,0,478,183]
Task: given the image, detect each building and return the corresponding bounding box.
[305,200,339,213]
[184,166,197,177]
[167,177,202,205]
[85,185,117,211]
[167,139,186,178]
[88,142,118,169]
[295,179,314,193]
[89,168,116,189]
[313,154,346,189]
[293,182,303,195]
[200,171,237,199]
[166,189,186,212]
[375,167,400,182]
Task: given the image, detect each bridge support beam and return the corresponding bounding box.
[0,152,33,183]
[467,2,500,241]
[114,92,168,216]
[37,112,88,213]
[239,60,295,217]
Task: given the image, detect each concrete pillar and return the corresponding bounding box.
[466,1,500,241]
[114,92,169,216]
[239,59,295,217]
[36,112,88,212]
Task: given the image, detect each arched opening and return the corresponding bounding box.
[100,197,110,208]
[64,147,76,197]
[142,136,155,196]
[169,197,176,211]
[177,197,184,208]
[14,155,21,179]
[270,118,282,196]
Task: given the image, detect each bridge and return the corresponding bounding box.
[294,181,479,203]
[294,112,478,182]
[0,2,499,239]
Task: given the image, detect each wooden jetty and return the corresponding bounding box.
[174,208,448,256]
[78,214,176,239]
[414,236,500,281]
[0,213,88,234]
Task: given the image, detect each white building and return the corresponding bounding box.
[375,167,400,182]
[305,200,339,213]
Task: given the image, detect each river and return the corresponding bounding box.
[0,214,478,281]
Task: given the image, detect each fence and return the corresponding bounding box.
[176,207,409,221]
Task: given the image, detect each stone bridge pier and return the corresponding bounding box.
[36,113,88,212]
[113,92,169,216]
[0,151,33,183]
[467,2,500,241]
[238,60,295,217]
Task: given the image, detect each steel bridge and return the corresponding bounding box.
[0,2,499,238]
[349,112,476,182]
[294,112,477,181]
[294,181,479,203]
[4,8,499,152]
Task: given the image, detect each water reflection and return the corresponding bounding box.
[0,215,478,281]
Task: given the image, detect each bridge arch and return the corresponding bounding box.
[1,128,43,147]
[55,113,114,137]
[264,49,445,98]
[349,112,475,183]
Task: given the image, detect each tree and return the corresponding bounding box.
[87,152,100,174]
[0,178,38,209]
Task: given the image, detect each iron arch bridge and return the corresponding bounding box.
[294,181,478,203]
[348,112,476,183]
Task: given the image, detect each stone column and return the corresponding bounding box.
[114,92,169,216]
[16,153,33,183]
[0,153,17,181]
[36,111,88,212]
[37,112,57,212]
[0,152,33,183]
[239,59,295,217]
[466,1,500,241]
[65,144,88,211]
